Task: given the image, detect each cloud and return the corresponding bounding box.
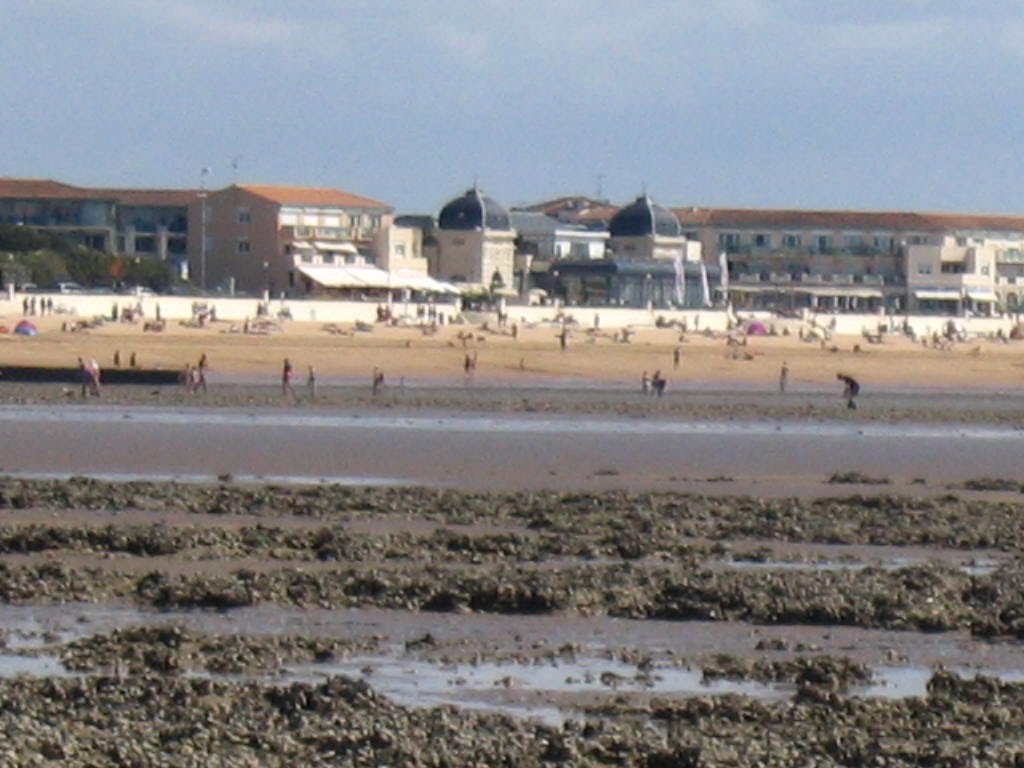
[117,0,301,46]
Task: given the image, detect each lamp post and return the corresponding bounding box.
[199,167,211,291]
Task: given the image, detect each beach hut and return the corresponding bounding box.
[13,320,38,336]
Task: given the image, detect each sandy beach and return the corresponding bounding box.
[3,311,1024,393]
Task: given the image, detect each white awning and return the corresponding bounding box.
[391,270,461,294]
[289,240,314,250]
[297,265,461,293]
[794,286,884,299]
[914,289,961,301]
[312,241,358,254]
[967,290,998,302]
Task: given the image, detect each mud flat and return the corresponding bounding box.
[2,478,1024,764]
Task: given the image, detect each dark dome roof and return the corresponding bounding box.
[438,187,511,231]
[609,195,681,238]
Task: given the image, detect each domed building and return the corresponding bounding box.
[429,186,516,290]
[542,194,709,309]
[608,194,687,261]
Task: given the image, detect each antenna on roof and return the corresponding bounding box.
[230,155,242,183]
[596,173,605,201]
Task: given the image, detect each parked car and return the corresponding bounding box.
[55,281,84,294]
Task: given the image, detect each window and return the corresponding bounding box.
[873,236,892,249]
[754,233,770,248]
[237,239,250,254]
[940,263,965,274]
[917,263,932,275]
[981,265,990,275]
[395,244,406,256]
[237,208,251,224]
[719,233,740,250]
[783,234,801,248]
[134,236,156,253]
[816,235,831,252]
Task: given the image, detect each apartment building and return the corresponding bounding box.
[0,178,192,268]
[199,184,393,296]
[673,208,1024,314]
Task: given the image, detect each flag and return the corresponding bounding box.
[673,254,686,305]
[699,259,711,307]
[718,250,730,297]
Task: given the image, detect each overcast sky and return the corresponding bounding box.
[3,1,1023,215]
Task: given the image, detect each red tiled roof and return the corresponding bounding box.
[92,188,197,207]
[0,178,195,206]
[238,184,390,209]
[0,178,94,199]
[672,207,1024,232]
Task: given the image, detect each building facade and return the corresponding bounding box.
[198,184,393,296]
[427,187,516,290]
[0,178,192,270]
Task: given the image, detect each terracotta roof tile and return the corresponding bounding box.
[0,178,93,199]
[0,178,196,206]
[237,184,390,209]
[673,207,1024,232]
[92,188,198,206]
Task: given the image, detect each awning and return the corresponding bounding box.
[297,265,460,294]
[914,289,961,301]
[313,241,358,254]
[391,270,461,294]
[967,290,998,302]
[794,286,884,299]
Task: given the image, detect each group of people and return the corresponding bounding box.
[641,370,667,397]
[281,358,319,399]
[779,361,861,409]
[184,353,209,394]
[22,297,53,316]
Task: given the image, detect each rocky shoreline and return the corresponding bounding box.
[2,478,1024,763]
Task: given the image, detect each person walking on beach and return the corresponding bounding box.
[779,362,789,393]
[196,353,208,394]
[651,370,666,397]
[673,347,680,370]
[306,365,317,400]
[87,358,101,397]
[282,358,295,398]
[641,371,650,394]
[837,372,860,409]
[77,357,89,398]
[372,366,384,395]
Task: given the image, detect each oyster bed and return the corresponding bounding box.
[1,478,1024,764]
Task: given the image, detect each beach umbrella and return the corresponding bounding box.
[745,320,768,335]
[13,320,37,336]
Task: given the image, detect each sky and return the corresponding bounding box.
[3,0,1024,215]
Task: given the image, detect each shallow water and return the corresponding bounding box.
[720,556,1002,577]
[1,405,1022,489]
[0,404,1020,440]
[3,603,1024,724]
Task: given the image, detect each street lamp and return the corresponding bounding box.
[199,167,211,291]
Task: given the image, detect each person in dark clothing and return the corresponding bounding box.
[837,373,860,409]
